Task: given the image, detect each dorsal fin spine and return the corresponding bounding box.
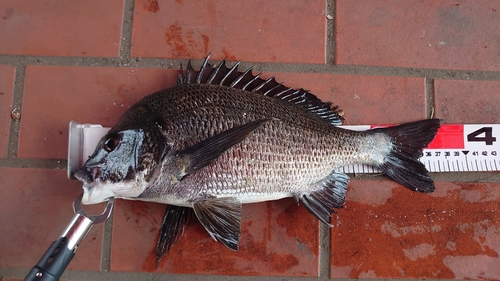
[220,61,241,86]
[242,71,264,91]
[262,81,281,96]
[197,54,211,84]
[287,91,304,102]
[177,63,185,85]
[230,67,253,88]
[275,88,294,98]
[186,60,196,84]
[250,73,272,92]
[206,58,226,84]
[310,107,328,113]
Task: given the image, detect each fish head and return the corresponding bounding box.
[74,112,170,204]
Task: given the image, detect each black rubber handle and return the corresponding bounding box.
[24,237,75,281]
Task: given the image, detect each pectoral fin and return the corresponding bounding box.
[176,118,270,178]
[192,197,242,250]
[155,205,193,267]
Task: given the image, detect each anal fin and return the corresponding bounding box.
[297,172,349,226]
[192,197,242,250]
[155,205,193,267]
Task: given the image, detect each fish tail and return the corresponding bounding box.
[374,119,441,193]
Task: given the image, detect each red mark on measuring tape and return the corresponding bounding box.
[427,124,464,149]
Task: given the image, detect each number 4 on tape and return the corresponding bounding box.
[467,127,497,145]
[339,124,500,173]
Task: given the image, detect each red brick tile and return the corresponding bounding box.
[435,79,500,124]
[110,199,319,276]
[265,72,426,124]
[331,180,500,280]
[0,168,103,271]
[19,66,176,159]
[336,0,500,70]
[0,65,15,158]
[0,0,124,57]
[131,0,326,63]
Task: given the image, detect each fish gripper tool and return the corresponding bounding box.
[24,193,114,281]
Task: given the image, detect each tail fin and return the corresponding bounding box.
[372,119,441,193]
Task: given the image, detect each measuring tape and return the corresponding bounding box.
[340,124,500,173]
[67,122,500,179]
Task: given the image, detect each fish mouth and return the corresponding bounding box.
[74,167,112,204]
[73,164,148,205]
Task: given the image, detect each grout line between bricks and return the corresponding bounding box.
[7,64,26,159]
[319,222,331,279]
[1,55,500,81]
[119,0,135,60]
[0,158,66,169]
[325,0,336,64]
[100,209,114,272]
[426,78,436,119]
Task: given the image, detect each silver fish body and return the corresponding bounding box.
[75,55,440,254]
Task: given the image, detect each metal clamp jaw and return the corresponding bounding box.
[24,194,114,281]
[62,193,114,251]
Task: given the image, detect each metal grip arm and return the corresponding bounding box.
[23,237,75,281]
[24,212,94,281]
[24,194,113,281]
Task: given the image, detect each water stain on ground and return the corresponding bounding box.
[276,201,318,253]
[128,201,161,227]
[164,21,210,57]
[331,182,500,279]
[241,238,300,274]
[144,0,160,13]
[146,201,315,275]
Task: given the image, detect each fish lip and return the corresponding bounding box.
[74,167,101,184]
[74,168,93,184]
[74,166,117,205]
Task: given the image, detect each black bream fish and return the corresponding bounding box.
[74,55,440,262]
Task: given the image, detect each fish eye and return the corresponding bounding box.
[103,134,120,152]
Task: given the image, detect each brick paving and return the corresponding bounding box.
[1,1,500,280]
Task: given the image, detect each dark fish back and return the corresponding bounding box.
[127,83,345,151]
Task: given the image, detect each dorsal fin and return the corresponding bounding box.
[179,54,344,125]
